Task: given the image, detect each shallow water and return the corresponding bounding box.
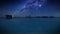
[0,18,60,34]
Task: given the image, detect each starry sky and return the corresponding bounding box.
[0,0,60,17]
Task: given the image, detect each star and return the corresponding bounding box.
[38,4,42,7]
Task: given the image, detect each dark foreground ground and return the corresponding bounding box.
[0,18,60,34]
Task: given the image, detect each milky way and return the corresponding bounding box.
[13,0,46,17]
[0,0,60,17]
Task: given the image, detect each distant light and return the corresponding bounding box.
[22,5,26,8]
[38,4,42,7]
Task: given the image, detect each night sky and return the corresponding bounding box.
[0,0,60,17]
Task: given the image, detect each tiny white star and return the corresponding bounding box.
[38,4,42,7]
[22,5,26,9]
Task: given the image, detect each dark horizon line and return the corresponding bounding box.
[0,16,60,17]
[0,16,60,18]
